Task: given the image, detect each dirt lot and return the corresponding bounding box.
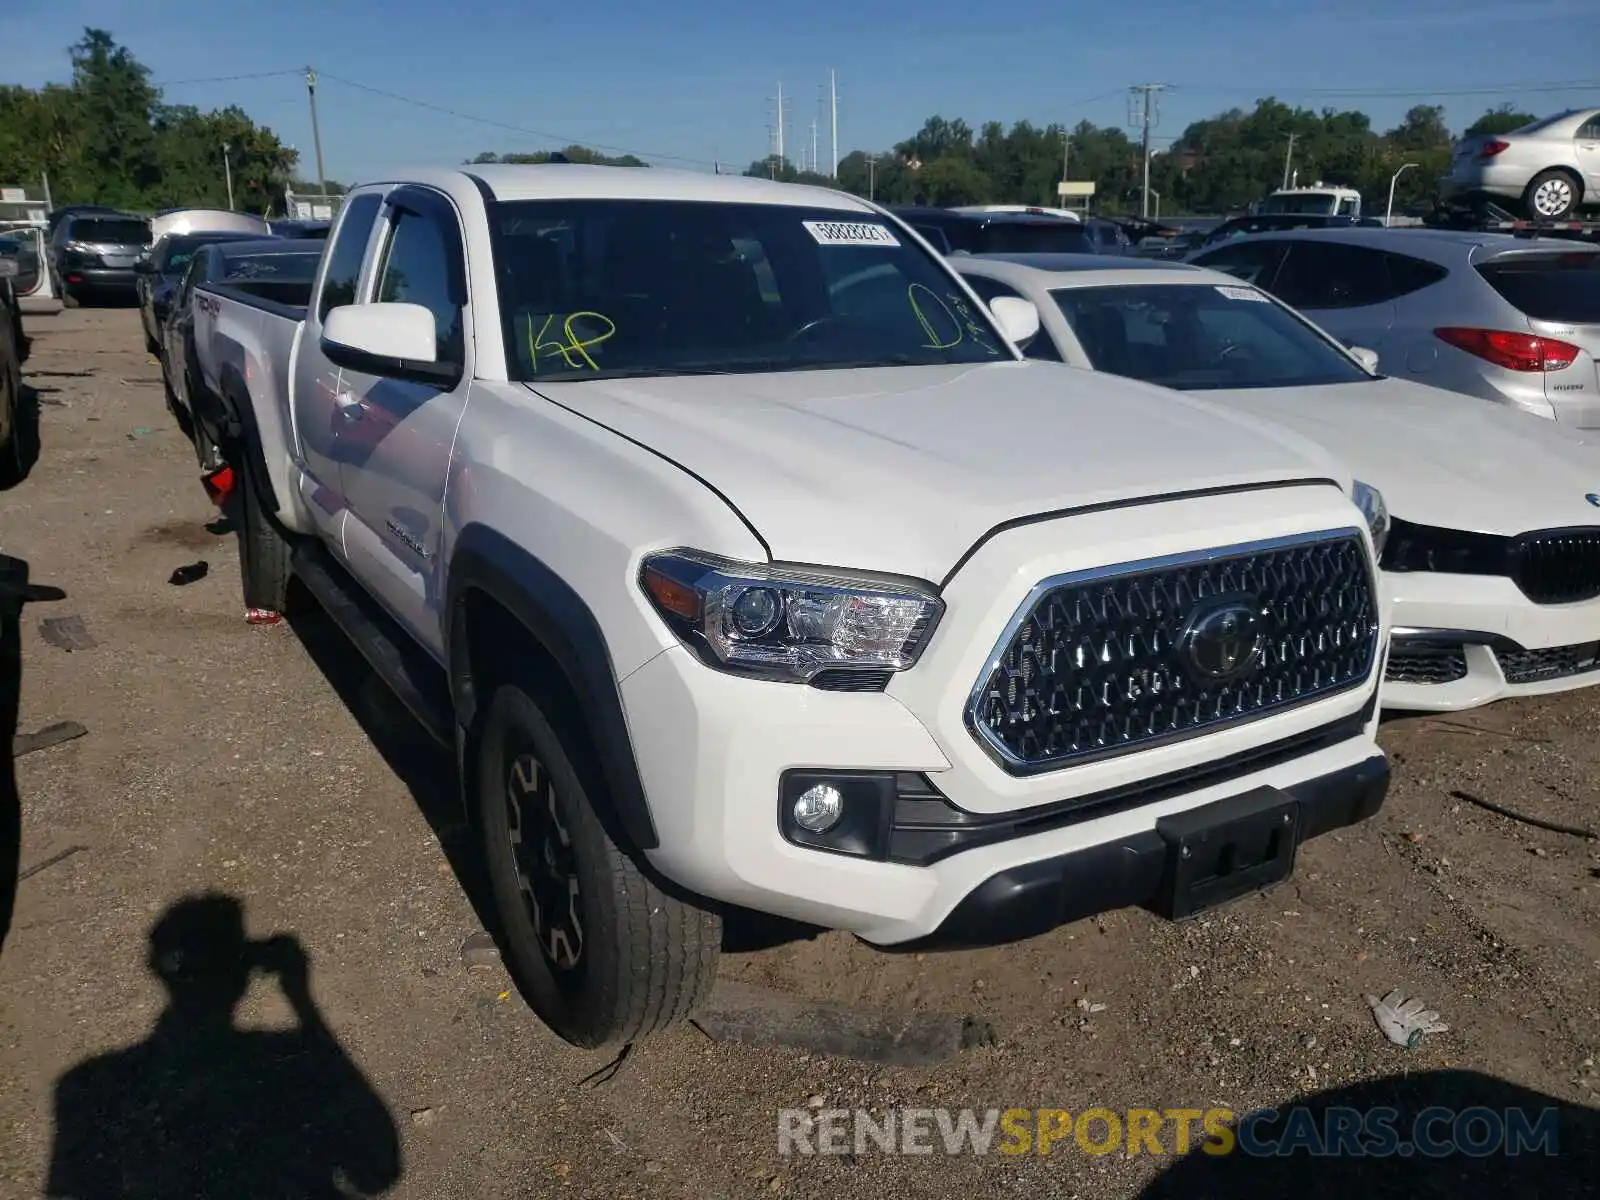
[2,306,1599,1198]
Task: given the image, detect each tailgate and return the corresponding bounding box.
[1475,249,1600,424]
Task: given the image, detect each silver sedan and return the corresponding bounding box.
[1444,107,1600,220]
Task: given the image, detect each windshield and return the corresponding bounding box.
[1259,194,1338,216]
[1477,253,1600,323]
[490,198,1011,381]
[71,218,151,246]
[223,251,323,280]
[1050,282,1373,391]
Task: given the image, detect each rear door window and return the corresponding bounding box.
[1383,252,1449,298]
[1192,240,1288,286]
[1270,242,1393,310]
[1476,253,1600,322]
[72,218,151,245]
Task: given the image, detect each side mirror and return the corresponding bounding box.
[321,302,460,387]
[988,296,1041,348]
[133,259,155,275]
[1348,346,1380,373]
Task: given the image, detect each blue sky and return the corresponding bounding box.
[3,0,1597,183]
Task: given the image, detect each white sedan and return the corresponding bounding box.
[952,252,1600,713]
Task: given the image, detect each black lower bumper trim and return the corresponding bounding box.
[919,752,1389,949]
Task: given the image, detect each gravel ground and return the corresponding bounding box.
[2,307,1599,1198]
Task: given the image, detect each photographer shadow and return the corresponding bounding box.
[46,893,402,1199]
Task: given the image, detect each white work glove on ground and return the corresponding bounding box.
[1366,988,1449,1049]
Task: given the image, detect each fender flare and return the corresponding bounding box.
[214,364,281,514]
[446,524,659,851]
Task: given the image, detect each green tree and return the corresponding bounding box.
[1465,105,1538,137]
[473,146,648,167]
[0,29,297,212]
[66,28,161,207]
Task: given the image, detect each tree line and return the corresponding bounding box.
[0,28,1546,219]
[744,100,1537,215]
[0,30,297,215]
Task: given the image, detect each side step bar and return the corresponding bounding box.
[290,543,455,746]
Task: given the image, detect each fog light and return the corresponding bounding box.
[792,783,844,833]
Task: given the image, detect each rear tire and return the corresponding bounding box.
[0,322,23,491]
[231,465,300,615]
[1522,169,1581,221]
[476,683,720,1048]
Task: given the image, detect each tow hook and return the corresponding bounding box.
[201,465,235,508]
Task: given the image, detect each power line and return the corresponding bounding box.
[152,69,303,87]
[316,71,719,168]
[1166,79,1600,99]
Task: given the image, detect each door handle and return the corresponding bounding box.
[334,390,363,421]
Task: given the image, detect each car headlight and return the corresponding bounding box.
[640,550,944,684]
[1352,480,1389,559]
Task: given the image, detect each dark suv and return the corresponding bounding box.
[889,207,1097,255]
[49,212,153,306]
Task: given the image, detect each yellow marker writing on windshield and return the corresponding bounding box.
[944,292,1000,356]
[907,284,963,350]
[527,310,617,372]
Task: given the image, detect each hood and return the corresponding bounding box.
[1203,377,1600,535]
[531,361,1349,581]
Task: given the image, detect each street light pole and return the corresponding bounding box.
[222,142,235,211]
[1386,162,1419,226]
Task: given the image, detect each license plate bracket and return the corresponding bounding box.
[1149,787,1299,920]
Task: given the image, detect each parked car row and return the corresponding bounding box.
[133,217,325,472]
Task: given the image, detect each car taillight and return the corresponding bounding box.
[1435,326,1581,372]
[1478,140,1510,159]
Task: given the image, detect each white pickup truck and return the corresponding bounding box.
[192,165,1394,1049]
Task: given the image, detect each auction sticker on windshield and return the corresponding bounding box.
[1215,285,1268,302]
[804,220,901,247]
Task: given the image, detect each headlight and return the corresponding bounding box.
[1352,480,1389,559]
[640,550,944,685]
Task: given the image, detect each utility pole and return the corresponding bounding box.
[1129,84,1164,219]
[305,67,327,196]
[774,82,785,171]
[222,142,235,210]
[868,155,877,201]
[1281,132,1297,190]
[829,70,839,179]
[810,120,819,178]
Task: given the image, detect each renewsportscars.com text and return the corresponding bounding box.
[777,1105,1560,1159]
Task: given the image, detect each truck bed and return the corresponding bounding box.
[201,279,312,322]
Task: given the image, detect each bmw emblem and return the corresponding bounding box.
[1587,493,1600,508]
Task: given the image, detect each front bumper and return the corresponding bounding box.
[622,642,1385,945]
[928,751,1388,947]
[1381,571,1600,711]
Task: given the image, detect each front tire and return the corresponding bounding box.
[476,683,720,1048]
[1523,169,1581,220]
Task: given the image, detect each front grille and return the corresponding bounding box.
[1496,640,1600,684]
[969,531,1379,774]
[1509,530,1600,605]
[1385,643,1468,684]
